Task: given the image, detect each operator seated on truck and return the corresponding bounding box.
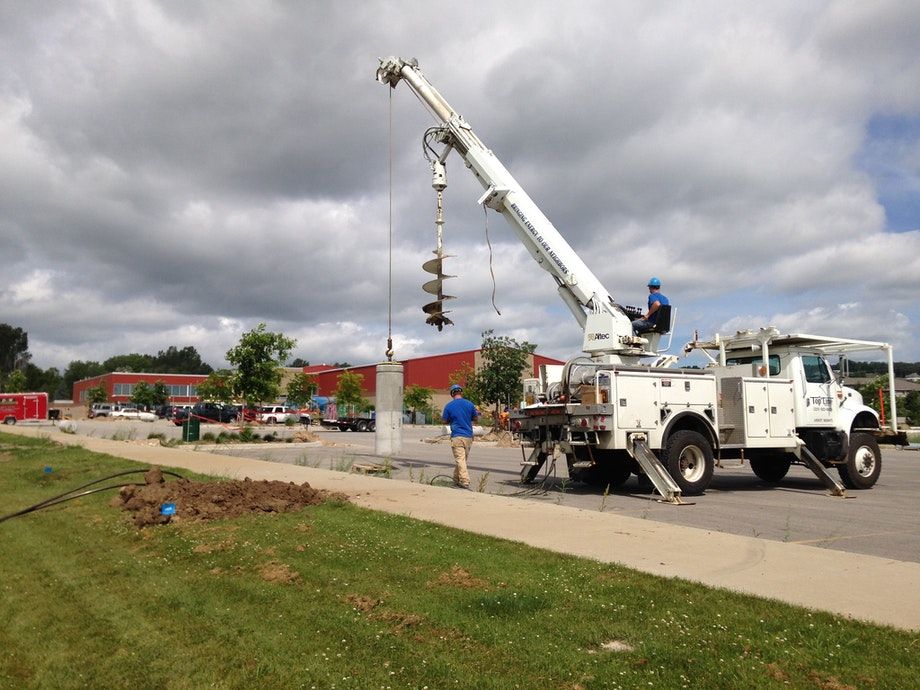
[631,277,669,334]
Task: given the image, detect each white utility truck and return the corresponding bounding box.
[377,57,904,502]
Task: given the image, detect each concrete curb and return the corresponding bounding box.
[4,424,919,631]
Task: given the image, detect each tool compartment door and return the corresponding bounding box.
[613,372,659,431]
[742,378,797,447]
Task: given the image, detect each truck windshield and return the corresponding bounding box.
[724,354,780,376]
[801,355,832,383]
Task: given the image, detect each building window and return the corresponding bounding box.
[113,383,135,397]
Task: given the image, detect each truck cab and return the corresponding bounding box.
[692,329,897,489]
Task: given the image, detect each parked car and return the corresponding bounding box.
[88,403,114,418]
[173,403,238,425]
[258,405,296,424]
[112,407,157,422]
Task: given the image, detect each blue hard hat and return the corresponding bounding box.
[449,384,462,394]
[647,277,661,288]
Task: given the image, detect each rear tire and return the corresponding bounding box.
[838,433,881,490]
[662,430,714,495]
[749,455,792,484]
[3,417,15,425]
[368,420,376,432]
[356,420,369,432]
[573,461,632,489]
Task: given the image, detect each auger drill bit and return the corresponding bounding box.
[422,159,454,330]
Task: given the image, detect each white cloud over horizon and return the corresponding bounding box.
[2,1,919,376]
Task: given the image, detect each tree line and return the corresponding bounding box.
[0,322,214,399]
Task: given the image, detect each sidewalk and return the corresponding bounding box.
[4,424,919,631]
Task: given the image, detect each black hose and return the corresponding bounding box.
[0,468,185,524]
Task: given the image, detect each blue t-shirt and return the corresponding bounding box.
[442,397,479,438]
[647,291,669,324]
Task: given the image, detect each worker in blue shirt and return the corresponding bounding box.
[442,384,479,488]
[632,277,669,334]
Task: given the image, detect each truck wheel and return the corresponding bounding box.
[356,420,369,432]
[574,462,632,489]
[838,433,881,490]
[368,420,376,432]
[267,417,277,424]
[663,430,714,495]
[3,416,15,425]
[749,455,792,483]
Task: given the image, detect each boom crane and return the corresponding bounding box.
[377,56,651,361]
[378,57,900,502]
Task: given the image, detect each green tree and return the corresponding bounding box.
[901,390,920,426]
[289,357,310,368]
[153,346,213,374]
[129,381,168,410]
[23,364,62,399]
[855,375,888,418]
[4,369,27,393]
[334,371,369,413]
[448,361,484,407]
[286,373,318,408]
[0,324,30,387]
[476,330,536,424]
[103,353,155,372]
[196,370,235,403]
[62,360,105,400]
[226,324,296,407]
[86,385,108,406]
[404,384,434,424]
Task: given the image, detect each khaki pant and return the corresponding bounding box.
[450,436,473,487]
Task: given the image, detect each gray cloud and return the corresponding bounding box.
[1,1,918,375]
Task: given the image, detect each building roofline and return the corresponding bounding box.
[73,372,211,385]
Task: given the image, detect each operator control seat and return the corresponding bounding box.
[651,304,671,334]
[644,304,674,354]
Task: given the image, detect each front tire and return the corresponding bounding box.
[662,430,714,495]
[838,433,881,489]
[749,454,792,484]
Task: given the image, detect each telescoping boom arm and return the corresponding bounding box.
[377,57,643,357]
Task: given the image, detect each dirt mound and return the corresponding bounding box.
[424,430,519,447]
[479,430,518,447]
[112,466,345,527]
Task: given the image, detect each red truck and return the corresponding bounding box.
[1,392,49,425]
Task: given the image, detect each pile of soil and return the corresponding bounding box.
[426,430,519,447]
[112,466,345,527]
[479,430,518,447]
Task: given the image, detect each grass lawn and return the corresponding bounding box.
[1,432,916,689]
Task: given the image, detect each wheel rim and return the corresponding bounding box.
[853,445,877,477]
[678,445,706,482]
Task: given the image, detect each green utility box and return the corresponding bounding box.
[182,417,200,442]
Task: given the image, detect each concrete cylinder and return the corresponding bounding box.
[375,362,403,456]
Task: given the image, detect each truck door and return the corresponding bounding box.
[798,355,835,427]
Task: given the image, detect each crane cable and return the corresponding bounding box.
[386,86,394,360]
[482,204,502,316]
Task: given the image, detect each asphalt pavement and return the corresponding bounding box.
[3,420,919,631]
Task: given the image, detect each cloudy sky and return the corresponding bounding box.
[2,1,919,373]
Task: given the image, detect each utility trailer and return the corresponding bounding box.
[1,392,49,425]
[320,404,376,432]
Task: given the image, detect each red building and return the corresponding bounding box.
[310,349,563,408]
[72,372,208,405]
